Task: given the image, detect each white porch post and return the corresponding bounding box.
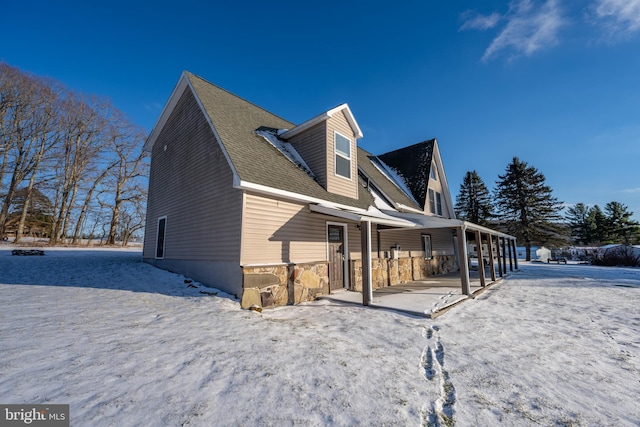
[360,220,373,306]
[456,226,471,295]
[507,238,514,271]
[475,230,486,287]
[487,233,497,281]
[496,236,503,278]
[503,238,508,275]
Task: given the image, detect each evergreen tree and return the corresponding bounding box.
[586,205,607,244]
[494,157,566,260]
[603,201,640,244]
[565,203,591,244]
[454,170,494,226]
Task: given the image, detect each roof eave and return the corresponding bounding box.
[143,71,190,153]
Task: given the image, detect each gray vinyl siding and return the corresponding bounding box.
[345,223,380,261]
[241,193,328,265]
[378,228,455,257]
[143,87,242,262]
[430,229,456,255]
[287,121,327,189]
[326,111,358,199]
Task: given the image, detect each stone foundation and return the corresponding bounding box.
[350,255,457,291]
[241,262,329,309]
[242,255,457,309]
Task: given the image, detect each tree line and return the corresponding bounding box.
[455,157,640,260]
[0,63,147,246]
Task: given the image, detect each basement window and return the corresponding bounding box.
[334,131,351,179]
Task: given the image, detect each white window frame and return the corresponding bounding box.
[429,189,436,214]
[422,234,433,260]
[155,216,167,259]
[334,131,352,180]
[430,162,438,181]
[436,192,443,216]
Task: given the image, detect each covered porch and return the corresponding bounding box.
[321,266,505,317]
[312,204,518,315]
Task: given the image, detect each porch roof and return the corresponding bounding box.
[310,203,515,240]
[378,211,516,239]
[309,204,417,228]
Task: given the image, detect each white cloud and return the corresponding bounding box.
[592,0,640,34]
[460,1,565,62]
[482,0,565,62]
[460,12,502,31]
[623,188,640,193]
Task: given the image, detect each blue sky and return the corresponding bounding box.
[3,0,640,220]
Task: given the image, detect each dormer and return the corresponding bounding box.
[280,104,362,200]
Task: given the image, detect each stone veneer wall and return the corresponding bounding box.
[241,262,329,309]
[241,255,457,308]
[350,255,457,291]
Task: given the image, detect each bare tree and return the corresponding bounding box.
[49,94,109,244]
[0,64,59,239]
[14,80,62,242]
[101,113,148,245]
[1,63,150,245]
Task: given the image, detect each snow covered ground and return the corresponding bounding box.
[1,247,639,426]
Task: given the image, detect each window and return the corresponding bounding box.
[334,132,351,179]
[423,234,432,259]
[429,189,435,214]
[430,162,438,180]
[429,189,443,216]
[156,216,166,259]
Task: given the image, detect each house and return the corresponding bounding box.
[516,246,551,263]
[142,72,518,309]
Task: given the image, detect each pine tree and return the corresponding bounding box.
[565,203,591,245]
[603,201,640,244]
[454,170,493,226]
[494,157,566,260]
[587,205,607,244]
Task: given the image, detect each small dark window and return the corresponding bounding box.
[423,234,432,259]
[429,189,436,214]
[156,216,166,259]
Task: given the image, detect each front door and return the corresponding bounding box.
[327,225,345,291]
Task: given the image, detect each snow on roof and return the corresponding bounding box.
[369,157,419,206]
[256,129,316,180]
[370,186,396,211]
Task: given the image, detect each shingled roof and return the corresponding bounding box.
[184,72,374,209]
[356,147,422,211]
[377,140,435,209]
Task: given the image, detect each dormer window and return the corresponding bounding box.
[334,131,351,179]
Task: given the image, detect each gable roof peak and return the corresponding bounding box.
[280,103,363,140]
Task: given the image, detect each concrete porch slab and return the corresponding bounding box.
[318,270,506,317]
